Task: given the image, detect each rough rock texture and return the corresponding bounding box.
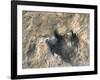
[22,11,90,68]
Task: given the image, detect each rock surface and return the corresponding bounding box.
[22,11,90,68]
